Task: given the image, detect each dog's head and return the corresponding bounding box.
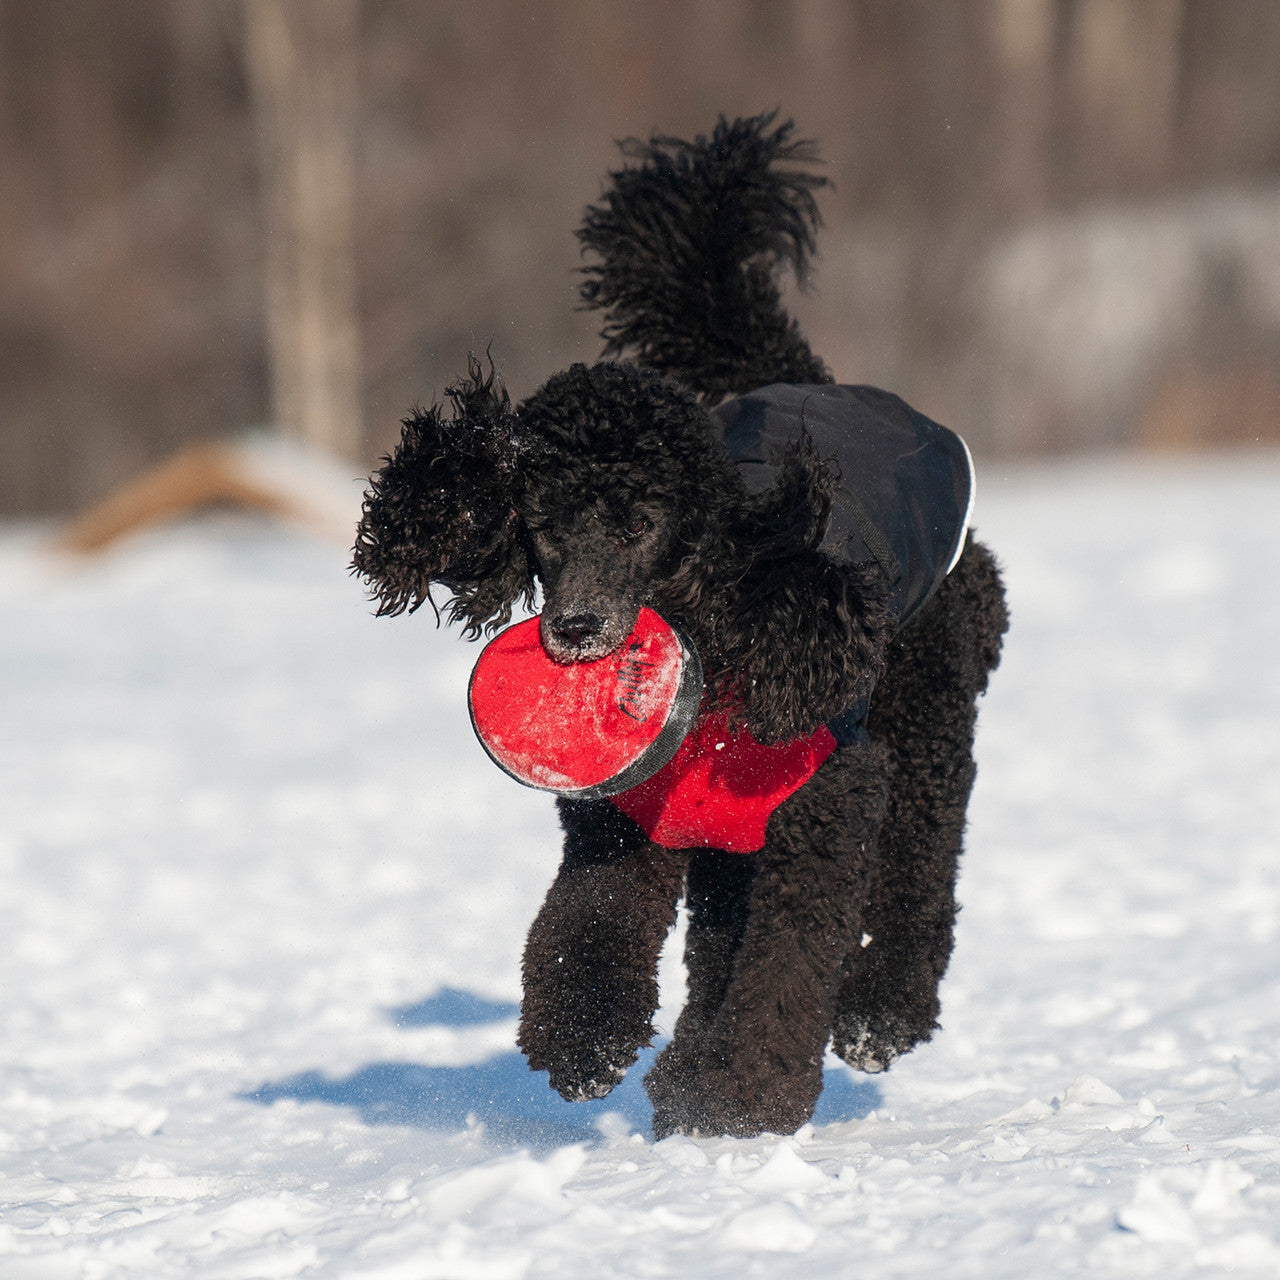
[353,360,738,652]
[514,362,739,662]
[355,358,891,740]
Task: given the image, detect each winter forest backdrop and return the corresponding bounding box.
[3,0,1280,518]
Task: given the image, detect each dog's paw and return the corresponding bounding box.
[519,999,652,1102]
[644,1039,705,1138]
[832,1024,899,1073]
[536,1041,636,1103]
[646,1040,821,1139]
[548,1058,629,1102]
[831,1013,932,1074]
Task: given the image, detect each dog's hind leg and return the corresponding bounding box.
[644,850,755,1127]
[519,799,687,1102]
[832,538,1008,1073]
[674,851,758,1036]
[647,744,889,1137]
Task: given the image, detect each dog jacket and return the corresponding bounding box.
[713,383,975,628]
[608,384,974,853]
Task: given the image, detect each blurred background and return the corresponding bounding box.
[3,0,1280,519]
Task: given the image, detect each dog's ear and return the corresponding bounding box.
[737,428,834,561]
[713,432,895,742]
[352,359,535,636]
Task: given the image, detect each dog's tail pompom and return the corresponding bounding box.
[352,357,535,634]
[578,111,831,399]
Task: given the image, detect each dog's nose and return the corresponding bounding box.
[548,611,605,649]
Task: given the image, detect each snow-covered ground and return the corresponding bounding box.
[3,453,1279,1278]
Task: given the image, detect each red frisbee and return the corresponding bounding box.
[468,608,703,798]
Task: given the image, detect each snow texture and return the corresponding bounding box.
[2,453,1280,1278]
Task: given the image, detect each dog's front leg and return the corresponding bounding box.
[519,798,687,1102]
[648,743,889,1137]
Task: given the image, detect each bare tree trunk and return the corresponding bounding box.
[990,0,1055,218]
[1066,0,1187,193]
[243,0,362,458]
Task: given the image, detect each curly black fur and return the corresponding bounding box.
[353,115,1009,1138]
[352,357,536,635]
[646,740,891,1137]
[518,799,687,1101]
[831,537,1009,1075]
[506,361,895,739]
[578,111,831,398]
[701,430,895,741]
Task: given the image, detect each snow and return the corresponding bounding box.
[3,452,1280,1278]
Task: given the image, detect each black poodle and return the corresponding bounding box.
[353,114,1008,1138]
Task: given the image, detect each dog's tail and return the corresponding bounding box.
[577,111,832,400]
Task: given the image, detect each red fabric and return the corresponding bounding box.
[609,712,836,853]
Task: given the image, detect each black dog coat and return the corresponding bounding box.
[712,383,974,746]
[606,384,975,852]
[711,383,974,625]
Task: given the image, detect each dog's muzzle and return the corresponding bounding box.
[540,605,633,663]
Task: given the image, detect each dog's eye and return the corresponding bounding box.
[621,517,650,542]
